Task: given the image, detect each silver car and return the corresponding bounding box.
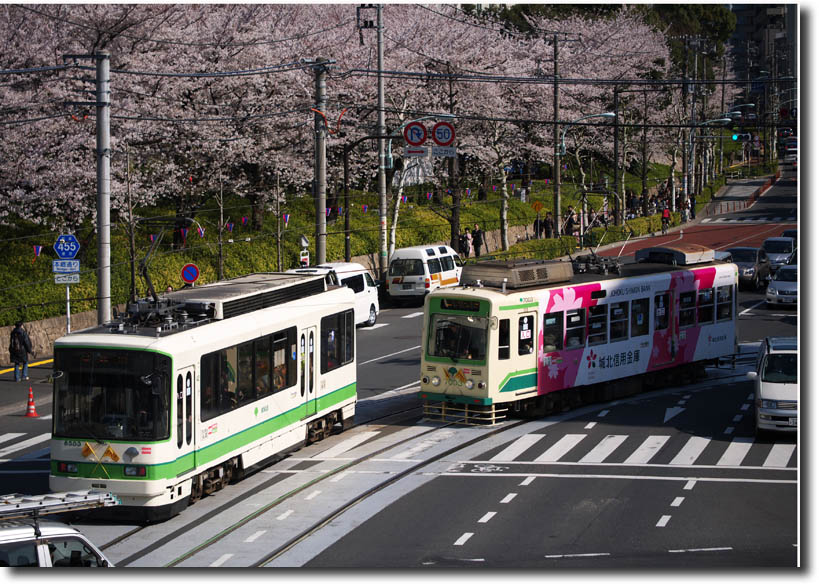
[766,265,797,307]
[762,237,795,272]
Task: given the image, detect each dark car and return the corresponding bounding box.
[762,237,796,272]
[781,229,796,243]
[726,247,771,290]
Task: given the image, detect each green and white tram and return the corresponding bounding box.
[50,273,357,522]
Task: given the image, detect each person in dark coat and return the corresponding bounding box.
[9,321,32,382]
[472,224,484,257]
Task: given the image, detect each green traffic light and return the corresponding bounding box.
[732,134,739,141]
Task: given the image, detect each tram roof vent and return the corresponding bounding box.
[460,259,574,290]
[634,243,715,266]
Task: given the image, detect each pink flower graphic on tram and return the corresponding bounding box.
[547,362,559,379]
[548,286,584,313]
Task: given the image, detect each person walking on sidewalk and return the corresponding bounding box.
[9,321,33,382]
[472,224,484,257]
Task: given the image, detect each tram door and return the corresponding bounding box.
[300,327,318,418]
[175,366,196,474]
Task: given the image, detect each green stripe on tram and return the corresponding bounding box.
[499,368,538,393]
[51,382,356,482]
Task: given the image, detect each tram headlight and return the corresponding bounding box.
[431,376,441,386]
[124,465,147,477]
[465,379,474,390]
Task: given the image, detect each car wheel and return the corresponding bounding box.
[365,305,378,327]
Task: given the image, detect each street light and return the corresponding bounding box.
[558,112,615,156]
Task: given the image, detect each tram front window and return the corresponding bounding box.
[428,314,488,361]
[53,349,171,442]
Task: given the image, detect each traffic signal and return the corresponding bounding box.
[732,133,751,142]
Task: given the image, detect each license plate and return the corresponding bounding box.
[402,284,413,290]
[781,298,795,303]
[789,418,797,426]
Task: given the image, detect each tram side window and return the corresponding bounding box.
[610,302,629,341]
[588,305,608,345]
[679,291,697,328]
[321,310,354,374]
[542,311,563,352]
[654,293,670,330]
[255,336,272,399]
[498,319,510,360]
[200,352,221,422]
[631,298,649,337]
[272,328,296,392]
[565,309,586,348]
[697,288,715,323]
[716,285,733,321]
[518,315,534,355]
[237,341,255,406]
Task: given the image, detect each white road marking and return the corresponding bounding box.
[733,415,743,422]
[454,533,473,546]
[747,393,754,401]
[40,414,52,420]
[361,323,388,330]
[440,471,794,485]
[669,436,711,466]
[490,434,543,461]
[544,552,610,559]
[210,553,233,567]
[244,530,266,543]
[500,493,517,504]
[534,434,586,462]
[669,547,733,553]
[724,427,735,435]
[478,512,496,524]
[597,410,610,418]
[624,435,670,465]
[315,431,380,459]
[0,433,25,445]
[740,403,750,411]
[656,515,672,527]
[684,480,697,491]
[579,435,628,464]
[304,490,321,501]
[764,444,796,468]
[402,312,424,319]
[671,497,685,508]
[717,437,754,466]
[739,300,767,316]
[359,345,420,366]
[584,422,597,430]
[0,433,50,460]
[330,470,352,483]
[276,509,294,521]
[520,476,536,486]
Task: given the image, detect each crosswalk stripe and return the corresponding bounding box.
[534,434,586,462]
[623,435,670,464]
[0,433,51,460]
[669,436,711,466]
[313,431,380,459]
[0,433,25,446]
[402,312,424,319]
[491,434,543,461]
[763,443,796,468]
[716,437,754,466]
[579,435,628,463]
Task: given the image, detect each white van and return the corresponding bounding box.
[287,262,380,326]
[387,244,462,303]
[746,336,797,435]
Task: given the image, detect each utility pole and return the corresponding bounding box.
[376,4,387,280]
[125,145,136,303]
[613,85,620,226]
[552,34,561,237]
[96,50,111,324]
[312,57,329,266]
[276,172,282,272]
[719,54,726,174]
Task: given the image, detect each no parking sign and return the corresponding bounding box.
[181,263,200,284]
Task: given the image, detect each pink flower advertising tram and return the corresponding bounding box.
[419,244,737,423]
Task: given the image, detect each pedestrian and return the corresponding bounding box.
[9,320,33,382]
[472,223,483,257]
[533,216,541,240]
[565,206,576,237]
[689,197,696,220]
[544,212,554,239]
[464,228,473,256]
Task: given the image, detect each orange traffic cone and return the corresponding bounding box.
[24,387,39,418]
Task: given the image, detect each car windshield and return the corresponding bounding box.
[763,240,792,254]
[761,353,797,384]
[428,313,489,362]
[389,258,424,277]
[729,249,756,262]
[773,269,797,282]
[53,348,171,441]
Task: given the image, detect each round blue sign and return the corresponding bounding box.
[181,263,200,284]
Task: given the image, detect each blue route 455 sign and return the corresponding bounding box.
[54,234,80,260]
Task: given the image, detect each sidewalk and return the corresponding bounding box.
[0,360,54,417]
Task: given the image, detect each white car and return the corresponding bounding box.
[287,262,380,327]
[746,337,798,435]
[0,519,113,567]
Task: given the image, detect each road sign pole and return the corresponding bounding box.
[66,284,71,334]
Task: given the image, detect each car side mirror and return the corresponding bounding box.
[746,371,758,380]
